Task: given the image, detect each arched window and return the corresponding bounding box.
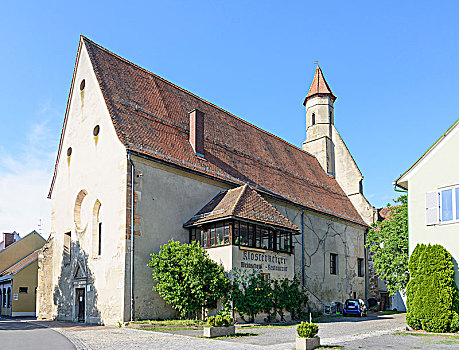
[2,289,5,307]
[311,113,316,125]
[74,189,88,232]
[92,200,102,256]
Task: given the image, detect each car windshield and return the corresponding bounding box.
[346,300,358,306]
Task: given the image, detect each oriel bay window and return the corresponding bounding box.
[189,219,294,253]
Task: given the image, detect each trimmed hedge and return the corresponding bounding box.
[406,244,459,333]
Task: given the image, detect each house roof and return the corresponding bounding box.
[184,184,299,231]
[304,65,336,104]
[0,249,40,277]
[377,205,402,221]
[395,118,459,189]
[49,36,367,228]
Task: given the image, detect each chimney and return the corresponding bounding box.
[3,232,15,248]
[189,109,205,157]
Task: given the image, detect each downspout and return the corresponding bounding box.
[364,229,368,305]
[301,209,305,286]
[128,152,135,322]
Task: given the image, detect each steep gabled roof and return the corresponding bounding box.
[49,36,367,228]
[304,65,336,104]
[184,185,299,231]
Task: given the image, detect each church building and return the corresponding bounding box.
[37,36,372,324]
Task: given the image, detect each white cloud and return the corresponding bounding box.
[0,102,58,238]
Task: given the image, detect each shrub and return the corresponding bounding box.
[207,314,233,327]
[231,274,308,322]
[451,312,459,333]
[297,321,318,338]
[148,240,230,318]
[406,244,459,333]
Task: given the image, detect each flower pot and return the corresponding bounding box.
[296,336,320,350]
[203,325,236,338]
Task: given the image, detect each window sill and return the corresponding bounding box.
[239,246,267,253]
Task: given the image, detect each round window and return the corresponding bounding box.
[80,79,85,91]
[67,147,72,157]
[93,125,100,136]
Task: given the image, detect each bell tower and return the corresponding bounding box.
[302,65,337,177]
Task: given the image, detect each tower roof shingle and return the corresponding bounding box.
[304,65,336,104]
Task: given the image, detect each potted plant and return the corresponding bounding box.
[296,321,320,350]
[203,315,235,338]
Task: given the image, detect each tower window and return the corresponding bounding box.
[93,125,100,137]
[359,180,363,194]
[312,113,316,125]
[80,79,85,91]
[67,147,72,157]
[330,111,333,124]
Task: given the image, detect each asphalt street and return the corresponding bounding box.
[0,317,75,350]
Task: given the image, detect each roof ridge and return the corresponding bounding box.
[230,184,248,215]
[80,36,317,159]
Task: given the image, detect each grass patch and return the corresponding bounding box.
[437,339,459,345]
[240,322,298,329]
[139,326,203,332]
[396,331,459,339]
[378,310,406,315]
[133,319,205,326]
[207,332,258,339]
[317,346,344,349]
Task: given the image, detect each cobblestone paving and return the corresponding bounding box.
[40,314,410,350]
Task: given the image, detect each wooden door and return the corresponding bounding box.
[76,288,85,322]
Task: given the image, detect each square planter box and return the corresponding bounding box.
[203,325,235,338]
[296,336,320,350]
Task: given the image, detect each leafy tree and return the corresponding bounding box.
[406,244,459,332]
[366,195,409,296]
[148,240,230,318]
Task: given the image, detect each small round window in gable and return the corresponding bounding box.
[67,147,72,166]
[93,125,100,146]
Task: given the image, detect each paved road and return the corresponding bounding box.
[0,317,75,350]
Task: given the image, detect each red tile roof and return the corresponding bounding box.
[304,65,336,104]
[0,249,39,277]
[50,36,367,228]
[377,205,402,221]
[185,185,299,231]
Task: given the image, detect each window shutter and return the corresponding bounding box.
[425,191,439,225]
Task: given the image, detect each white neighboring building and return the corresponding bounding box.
[395,118,459,286]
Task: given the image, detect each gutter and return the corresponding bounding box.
[128,152,135,322]
[301,209,305,286]
[393,181,408,193]
[0,275,13,283]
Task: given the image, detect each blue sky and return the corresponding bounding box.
[1,1,458,235]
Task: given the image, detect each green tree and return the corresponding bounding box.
[406,244,459,332]
[148,240,230,318]
[366,195,409,296]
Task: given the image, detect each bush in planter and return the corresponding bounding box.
[207,315,233,327]
[406,244,459,333]
[297,321,318,338]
